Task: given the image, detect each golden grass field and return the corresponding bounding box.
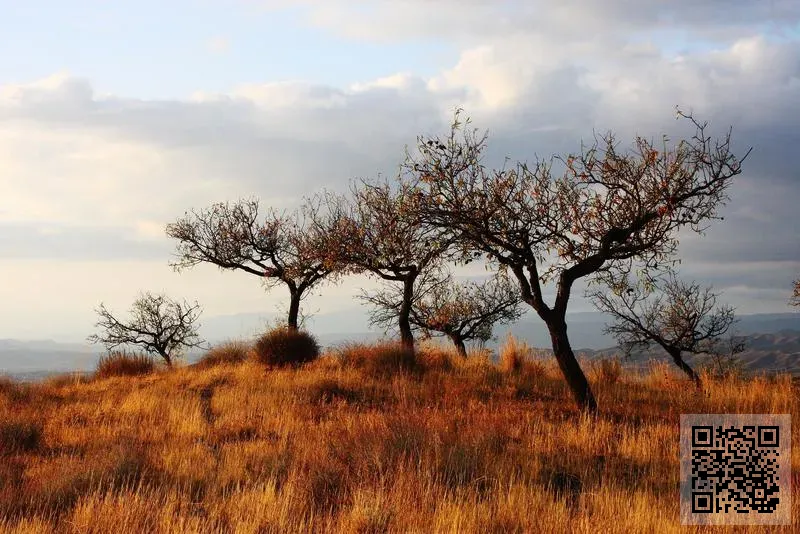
[0,337,797,533]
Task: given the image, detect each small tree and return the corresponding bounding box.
[87,292,205,366]
[314,180,451,351]
[408,108,749,412]
[363,269,523,356]
[166,199,340,331]
[589,272,745,387]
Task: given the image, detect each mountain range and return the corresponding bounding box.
[1,310,798,380]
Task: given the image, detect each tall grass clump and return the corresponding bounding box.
[94,351,156,379]
[254,327,320,367]
[335,341,416,377]
[198,340,252,368]
[592,357,623,386]
[499,334,533,373]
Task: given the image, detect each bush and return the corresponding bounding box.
[95,351,156,379]
[335,342,416,377]
[198,340,251,368]
[254,328,320,367]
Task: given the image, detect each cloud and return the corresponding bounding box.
[263,0,800,45]
[0,0,798,333]
[207,36,230,55]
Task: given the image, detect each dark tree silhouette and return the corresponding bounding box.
[589,272,745,387]
[166,198,340,331]
[407,108,749,412]
[313,181,451,351]
[87,292,205,366]
[363,269,523,356]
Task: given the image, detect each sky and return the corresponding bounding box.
[0,0,798,342]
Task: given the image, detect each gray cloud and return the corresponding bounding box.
[0,0,797,318]
[0,223,171,261]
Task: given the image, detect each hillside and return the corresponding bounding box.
[0,343,798,533]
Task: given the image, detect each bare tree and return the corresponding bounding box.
[791,279,800,307]
[407,108,749,412]
[363,269,523,356]
[589,272,745,387]
[87,292,205,366]
[166,198,340,331]
[313,181,451,351]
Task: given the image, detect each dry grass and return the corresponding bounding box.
[498,332,535,374]
[0,337,797,533]
[197,340,252,368]
[94,351,157,380]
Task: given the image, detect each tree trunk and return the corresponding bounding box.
[448,333,468,357]
[159,350,172,367]
[287,289,301,332]
[546,318,598,414]
[668,349,702,389]
[398,276,416,352]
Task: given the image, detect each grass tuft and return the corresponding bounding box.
[198,340,252,368]
[95,351,156,380]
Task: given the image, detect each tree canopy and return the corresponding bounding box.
[405,109,749,411]
[590,271,744,386]
[87,292,205,366]
[166,198,341,330]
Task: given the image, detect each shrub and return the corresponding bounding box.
[198,340,251,368]
[95,351,156,379]
[335,342,416,377]
[254,328,320,367]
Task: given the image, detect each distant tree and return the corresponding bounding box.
[87,292,205,366]
[363,269,523,356]
[589,272,745,387]
[407,108,749,412]
[313,180,451,352]
[791,279,800,307]
[166,199,340,331]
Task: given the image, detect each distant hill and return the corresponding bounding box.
[1,312,798,379]
[525,330,800,376]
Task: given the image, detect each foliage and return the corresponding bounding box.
[404,108,749,411]
[254,328,320,367]
[311,180,451,350]
[589,271,744,386]
[95,351,157,379]
[363,269,523,356]
[166,198,342,330]
[87,293,205,366]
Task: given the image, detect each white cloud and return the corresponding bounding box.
[0,1,798,339]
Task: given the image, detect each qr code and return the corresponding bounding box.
[680,414,792,526]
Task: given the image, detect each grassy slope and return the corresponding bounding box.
[0,343,797,533]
